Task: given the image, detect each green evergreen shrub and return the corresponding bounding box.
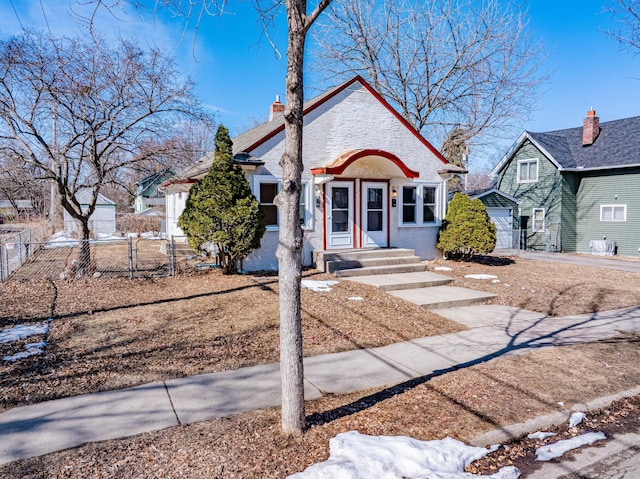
[178,125,266,274]
[437,192,496,260]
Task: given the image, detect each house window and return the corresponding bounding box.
[601,205,626,222]
[517,159,538,183]
[259,182,279,227]
[402,186,417,223]
[423,186,436,223]
[532,208,545,232]
[299,182,314,229]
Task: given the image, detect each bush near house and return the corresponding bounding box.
[437,192,496,260]
[178,125,265,274]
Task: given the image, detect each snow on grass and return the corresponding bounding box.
[465,274,498,280]
[569,412,587,428]
[434,266,453,271]
[3,341,46,361]
[535,432,606,461]
[288,431,520,479]
[301,280,339,292]
[347,297,364,301]
[0,322,50,344]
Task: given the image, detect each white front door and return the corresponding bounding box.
[361,182,388,247]
[327,182,354,249]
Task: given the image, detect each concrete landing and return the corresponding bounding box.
[342,271,453,291]
[389,285,497,309]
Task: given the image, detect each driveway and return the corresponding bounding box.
[518,251,640,273]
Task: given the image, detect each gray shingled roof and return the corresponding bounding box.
[528,115,640,170]
[172,80,353,182]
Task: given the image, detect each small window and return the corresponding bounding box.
[532,208,545,232]
[260,182,279,227]
[601,205,626,222]
[423,186,437,223]
[517,159,538,183]
[402,186,417,223]
[299,182,310,227]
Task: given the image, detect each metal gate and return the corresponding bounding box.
[131,237,173,278]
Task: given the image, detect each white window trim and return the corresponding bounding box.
[517,158,539,184]
[252,175,313,230]
[532,207,545,232]
[398,182,441,227]
[600,204,627,222]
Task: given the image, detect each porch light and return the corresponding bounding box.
[391,188,397,208]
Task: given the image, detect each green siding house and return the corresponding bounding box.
[490,110,640,257]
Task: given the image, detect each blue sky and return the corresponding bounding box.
[1,0,638,170]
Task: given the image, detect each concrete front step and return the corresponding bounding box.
[314,248,417,273]
[388,285,497,310]
[326,255,422,273]
[333,263,427,278]
[342,271,453,291]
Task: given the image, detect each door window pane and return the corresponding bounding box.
[367,188,383,210]
[332,210,349,232]
[367,211,383,231]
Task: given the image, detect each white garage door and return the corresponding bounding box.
[486,208,513,249]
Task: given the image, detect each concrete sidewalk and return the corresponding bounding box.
[2,304,640,465]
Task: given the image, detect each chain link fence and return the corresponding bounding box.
[0,233,211,282]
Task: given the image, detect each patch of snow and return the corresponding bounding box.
[140,231,161,239]
[287,431,520,479]
[434,266,453,271]
[301,280,339,292]
[569,412,587,428]
[491,279,501,283]
[3,341,46,361]
[527,431,557,440]
[465,274,498,280]
[46,235,79,248]
[535,432,606,461]
[558,401,565,407]
[0,322,50,344]
[347,297,364,301]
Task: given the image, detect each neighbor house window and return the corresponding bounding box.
[259,182,279,227]
[423,186,437,223]
[517,159,538,183]
[402,186,417,223]
[601,204,626,222]
[532,208,545,232]
[299,182,313,229]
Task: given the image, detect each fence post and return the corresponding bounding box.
[170,236,175,276]
[0,242,4,282]
[128,236,133,280]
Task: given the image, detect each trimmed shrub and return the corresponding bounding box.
[437,192,496,260]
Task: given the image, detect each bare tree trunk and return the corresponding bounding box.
[277,0,307,436]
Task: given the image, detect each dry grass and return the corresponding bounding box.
[2,255,640,477]
[0,270,461,411]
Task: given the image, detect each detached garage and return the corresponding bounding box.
[468,188,520,250]
[63,191,116,236]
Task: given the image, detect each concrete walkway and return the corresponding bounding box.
[2,303,640,465]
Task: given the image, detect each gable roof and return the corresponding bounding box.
[491,114,640,176]
[135,168,174,196]
[167,76,449,184]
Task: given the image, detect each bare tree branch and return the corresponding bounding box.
[604,0,640,55]
[312,0,549,151]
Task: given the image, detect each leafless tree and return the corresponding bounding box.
[84,0,332,435]
[0,30,207,272]
[313,0,547,150]
[605,0,640,54]
[0,153,48,218]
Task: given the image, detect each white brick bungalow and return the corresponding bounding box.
[162,76,462,271]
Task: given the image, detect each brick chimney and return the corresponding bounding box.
[269,95,284,121]
[583,108,600,146]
